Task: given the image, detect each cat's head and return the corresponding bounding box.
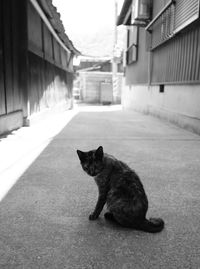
[77,146,104,177]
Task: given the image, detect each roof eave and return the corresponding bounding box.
[37,0,80,56]
[117,0,132,26]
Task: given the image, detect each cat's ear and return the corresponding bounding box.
[95,146,104,160]
[77,150,86,162]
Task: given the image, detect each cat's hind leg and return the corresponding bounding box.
[104,212,117,222]
[105,211,134,227]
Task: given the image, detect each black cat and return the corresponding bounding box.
[77,146,164,233]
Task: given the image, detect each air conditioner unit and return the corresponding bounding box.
[131,0,151,26]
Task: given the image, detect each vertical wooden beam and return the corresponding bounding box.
[0,0,6,115]
[2,0,14,114]
[18,0,30,126]
[11,0,22,111]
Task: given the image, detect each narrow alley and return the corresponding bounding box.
[0,106,200,269]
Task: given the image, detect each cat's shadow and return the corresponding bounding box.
[89,217,164,239]
[91,216,139,233]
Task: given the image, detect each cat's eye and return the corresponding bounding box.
[82,164,88,170]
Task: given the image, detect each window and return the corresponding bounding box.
[131,0,151,25]
[126,26,138,64]
[146,0,200,50]
[117,0,151,26]
[174,0,200,33]
[159,84,165,93]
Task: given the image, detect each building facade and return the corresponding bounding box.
[118,0,200,134]
[76,56,123,104]
[0,0,79,136]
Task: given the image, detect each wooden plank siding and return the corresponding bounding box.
[28,51,73,115]
[28,52,45,114]
[53,39,62,66]
[28,1,43,57]
[43,23,54,62]
[0,0,76,135]
[11,0,23,112]
[0,0,22,116]
[151,22,200,84]
[27,0,73,116]
[2,0,14,114]
[0,0,6,115]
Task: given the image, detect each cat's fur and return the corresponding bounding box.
[77,146,164,233]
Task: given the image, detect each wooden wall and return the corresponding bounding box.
[28,52,73,115]
[0,0,6,116]
[27,1,74,116]
[0,0,74,134]
[0,0,22,117]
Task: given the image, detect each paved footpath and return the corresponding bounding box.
[0,105,200,269]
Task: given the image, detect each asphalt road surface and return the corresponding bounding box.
[0,106,200,269]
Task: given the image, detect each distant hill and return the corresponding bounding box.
[71,26,125,57]
[52,0,125,57]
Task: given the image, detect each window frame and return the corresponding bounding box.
[145,0,200,50]
[126,26,138,64]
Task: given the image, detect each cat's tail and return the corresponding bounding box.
[139,218,164,233]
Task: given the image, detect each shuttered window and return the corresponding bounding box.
[174,0,200,33]
[146,0,200,50]
[126,26,138,64]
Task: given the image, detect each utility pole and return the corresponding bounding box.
[112,0,118,103]
[114,0,118,46]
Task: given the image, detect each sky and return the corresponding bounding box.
[52,0,124,56]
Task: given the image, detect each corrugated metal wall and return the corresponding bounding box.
[151,22,200,84]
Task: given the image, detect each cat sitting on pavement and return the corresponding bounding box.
[77,146,164,233]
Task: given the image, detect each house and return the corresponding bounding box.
[117,0,200,134]
[0,0,79,136]
[75,56,123,104]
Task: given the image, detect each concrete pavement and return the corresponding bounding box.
[0,105,200,269]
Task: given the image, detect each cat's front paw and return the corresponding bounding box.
[89,213,98,221]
